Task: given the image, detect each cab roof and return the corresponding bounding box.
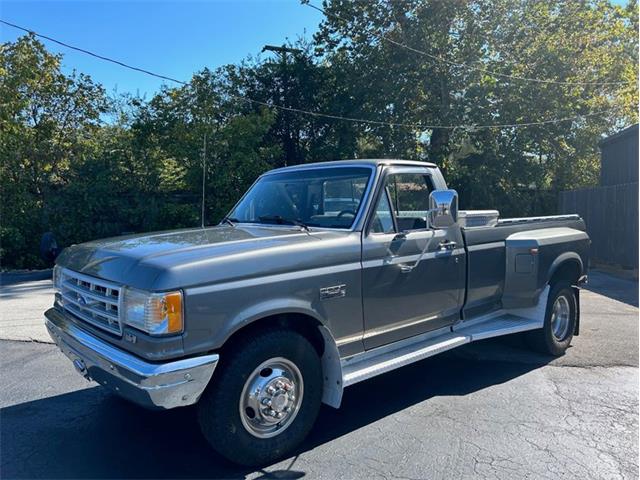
[268,159,437,174]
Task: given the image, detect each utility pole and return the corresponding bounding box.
[261,44,302,56]
[201,132,207,228]
[262,44,302,167]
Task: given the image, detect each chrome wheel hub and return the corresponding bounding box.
[551,295,571,341]
[239,357,303,438]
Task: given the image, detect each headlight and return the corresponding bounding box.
[52,265,63,290]
[122,288,184,336]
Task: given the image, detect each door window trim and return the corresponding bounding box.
[365,166,434,236]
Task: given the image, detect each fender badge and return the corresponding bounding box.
[320,284,347,300]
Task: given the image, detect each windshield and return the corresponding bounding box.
[229,167,372,229]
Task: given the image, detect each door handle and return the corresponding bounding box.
[438,240,457,251]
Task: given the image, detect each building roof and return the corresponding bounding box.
[598,123,639,148]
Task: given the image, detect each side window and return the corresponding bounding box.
[371,189,395,234]
[386,173,433,231]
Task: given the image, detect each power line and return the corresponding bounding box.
[0,18,623,130]
[0,19,188,85]
[304,1,635,87]
[234,101,617,130]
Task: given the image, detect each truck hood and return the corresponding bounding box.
[56,225,350,290]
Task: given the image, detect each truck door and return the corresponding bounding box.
[361,166,466,350]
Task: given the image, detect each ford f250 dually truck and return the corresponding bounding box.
[45,159,589,465]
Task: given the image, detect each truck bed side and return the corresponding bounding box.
[461,217,588,318]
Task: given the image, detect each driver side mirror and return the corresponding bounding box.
[428,190,458,229]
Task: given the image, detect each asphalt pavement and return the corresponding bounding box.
[0,279,54,343]
[0,270,637,479]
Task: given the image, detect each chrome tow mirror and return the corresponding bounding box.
[428,190,458,229]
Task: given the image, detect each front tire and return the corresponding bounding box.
[526,282,577,356]
[197,329,322,466]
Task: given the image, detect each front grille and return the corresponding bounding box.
[59,269,123,335]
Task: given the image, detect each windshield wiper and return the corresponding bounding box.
[258,215,310,232]
[221,216,239,228]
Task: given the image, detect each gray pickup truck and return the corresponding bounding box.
[45,159,589,465]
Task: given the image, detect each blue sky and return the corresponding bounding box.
[0,0,324,99]
[1,0,630,100]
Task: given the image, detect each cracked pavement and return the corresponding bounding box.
[0,270,637,479]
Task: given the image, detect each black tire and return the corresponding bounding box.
[526,282,577,356]
[197,328,322,466]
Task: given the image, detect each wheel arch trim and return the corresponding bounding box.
[548,252,584,285]
[218,300,344,409]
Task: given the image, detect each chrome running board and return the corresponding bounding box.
[342,330,469,387]
[341,311,544,388]
[454,313,542,340]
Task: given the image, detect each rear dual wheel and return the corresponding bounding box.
[526,281,577,356]
[197,329,322,466]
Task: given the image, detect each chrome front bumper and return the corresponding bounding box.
[45,308,218,410]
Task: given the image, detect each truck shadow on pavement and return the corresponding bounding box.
[583,270,638,307]
[0,341,553,480]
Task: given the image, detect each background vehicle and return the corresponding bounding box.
[45,159,589,465]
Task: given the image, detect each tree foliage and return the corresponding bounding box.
[1,0,637,269]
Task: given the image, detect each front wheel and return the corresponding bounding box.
[197,329,322,466]
[526,282,577,356]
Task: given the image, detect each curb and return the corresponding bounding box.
[0,269,53,286]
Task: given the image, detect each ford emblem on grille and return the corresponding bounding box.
[61,268,123,335]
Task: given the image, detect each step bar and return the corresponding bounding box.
[341,289,548,388]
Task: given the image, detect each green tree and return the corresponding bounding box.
[0,35,108,267]
[131,68,278,224]
[1,1,637,268]
[314,0,638,209]
[225,40,363,167]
